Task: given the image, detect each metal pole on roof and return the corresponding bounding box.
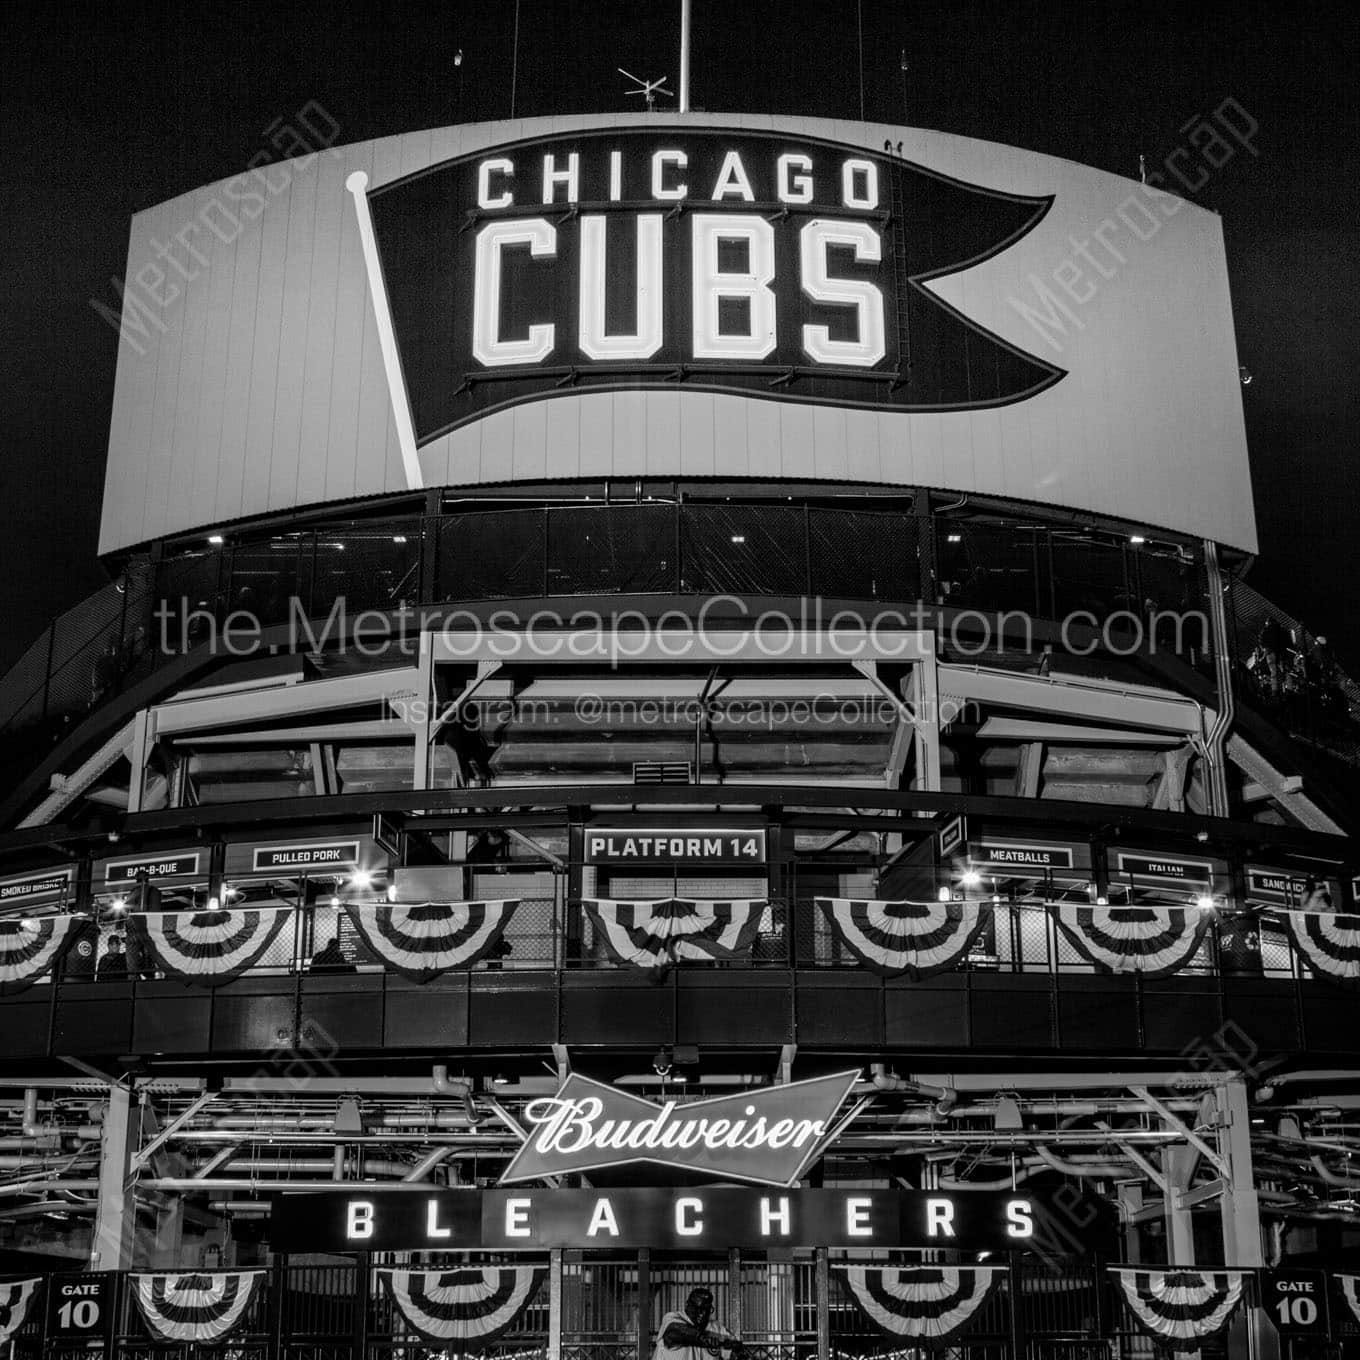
[679,0,691,112]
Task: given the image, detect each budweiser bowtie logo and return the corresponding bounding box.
[501,1070,860,1186]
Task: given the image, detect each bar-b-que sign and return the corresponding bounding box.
[362,129,1062,444]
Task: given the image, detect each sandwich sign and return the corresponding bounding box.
[500,1070,860,1186]
[358,128,1062,446]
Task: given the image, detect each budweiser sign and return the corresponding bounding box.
[501,1071,861,1186]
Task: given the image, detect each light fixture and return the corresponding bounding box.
[1129,535,1146,545]
[386,883,398,902]
[946,533,962,543]
[960,869,982,888]
[491,1071,511,1086]
[392,535,407,544]
[208,534,224,546]
[206,896,221,911]
[652,1046,674,1077]
[328,894,341,908]
[110,896,128,913]
[1239,365,1252,386]
[349,869,374,891]
[1096,895,1108,906]
[1194,894,1215,912]
[936,886,951,903]
[730,534,746,544]
[454,48,463,66]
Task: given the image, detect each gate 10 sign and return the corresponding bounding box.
[45,1273,114,1341]
[1262,1270,1327,1335]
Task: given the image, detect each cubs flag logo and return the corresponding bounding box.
[349,129,1063,447]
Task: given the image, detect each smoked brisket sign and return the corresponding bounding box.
[364,129,1062,443]
[500,1071,859,1185]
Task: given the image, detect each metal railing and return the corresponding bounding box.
[7,895,1332,988]
[6,1255,1293,1360]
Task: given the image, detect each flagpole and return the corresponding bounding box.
[679,0,691,112]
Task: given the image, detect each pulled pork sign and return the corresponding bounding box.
[501,1071,859,1185]
[363,129,1061,443]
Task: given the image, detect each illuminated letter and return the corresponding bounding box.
[426,1199,452,1240]
[477,157,514,209]
[710,150,755,201]
[346,1200,374,1240]
[472,219,556,367]
[777,153,813,204]
[652,150,688,200]
[542,152,580,204]
[505,1197,532,1238]
[800,220,885,366]
[691,214,776,360]
[760,1196,791,1236]
[846,1196,873,1237]
[609,150,623,202]
[841,158,878,210]
[579,214,664,360]
[676,1196,704,1237]
[926,1197,956,1237]
[1006,1199,1035,1238]
[587,1197,620,1237]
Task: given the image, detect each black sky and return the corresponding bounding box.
[1,0,1356,670]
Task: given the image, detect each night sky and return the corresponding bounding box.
[1,0,1356,671]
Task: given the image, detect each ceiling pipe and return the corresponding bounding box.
[1256,1072,1360,1100]
[431,1066,484,1126]
[869,1063,957,1118]
[0,1178,102,1199]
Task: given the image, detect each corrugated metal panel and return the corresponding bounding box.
[100,112,1257,554]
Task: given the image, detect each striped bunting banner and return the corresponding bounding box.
[817,897,987,978]
[125,907,291,984]
[840,1265,1004,1342]
[0,915,83,992]
[584,898,764,978]
[378,1266,543,1345]
[343,901,518,982]
[1054,904,1209,976]
[1111,1268,1246,1349]
[0,1277,41,1346]
[131,1270,265,1344]
[1276,910,1360,987]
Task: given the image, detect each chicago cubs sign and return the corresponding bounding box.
[363,129,1061,443]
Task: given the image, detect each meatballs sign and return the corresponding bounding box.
[360,129,1062,444]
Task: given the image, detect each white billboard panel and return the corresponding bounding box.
[99,113,1256,553]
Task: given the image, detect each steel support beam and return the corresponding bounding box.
[91,1083,136,1270]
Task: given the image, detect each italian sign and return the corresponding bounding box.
[1115,853,1212,885]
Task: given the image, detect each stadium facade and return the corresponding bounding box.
[1,110,1359,1358]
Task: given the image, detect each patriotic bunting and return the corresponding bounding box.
[1276,910,1360,987]
[1054,904,1210,976]
[124,908,291,984]
[0,915,82,992]
[841,1265,1004,1343]
[1111,1268,1246,1349]
[584,899,764,977]
[131,1271,265,1344]
[817,898,987,978]
[343,901,518,982]
[378,1266,543,1345]
[1335,1274,1360,1325]
[0,1278,41,1346]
